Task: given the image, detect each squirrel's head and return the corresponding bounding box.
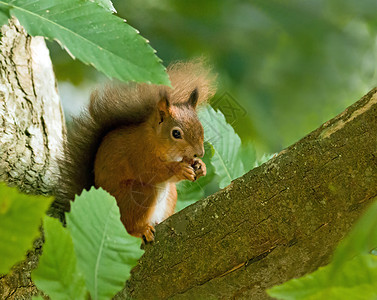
[154,88,204,162]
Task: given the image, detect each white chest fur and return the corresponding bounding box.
[149,182,169,225]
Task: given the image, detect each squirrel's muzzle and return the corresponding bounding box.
[195,145,205,158]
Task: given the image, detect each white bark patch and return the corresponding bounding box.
[0,18,64,194]
[320,92,377,139]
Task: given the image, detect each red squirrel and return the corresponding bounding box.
[55,61,216,242]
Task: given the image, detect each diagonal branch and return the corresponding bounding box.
[118,88,377,300]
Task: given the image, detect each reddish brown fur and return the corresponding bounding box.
[55,60,216,240]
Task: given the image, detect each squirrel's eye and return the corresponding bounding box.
[172,129,182,139]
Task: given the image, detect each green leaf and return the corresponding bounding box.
[66,187,143,300]
[32,216,87,300]
[331,198,377,271]
[0,183,52,275]
[305,286,377,300]
[268,265,328,300]
[90,0,116,13]
[0,7,9,27]
[198,106,245,188]
[2,0,169,84]
[239,141,257,173]
[267,254,377,300]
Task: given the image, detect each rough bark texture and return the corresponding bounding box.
[118,88,377,299]
[0,19,64,299]
[0,18,63,194]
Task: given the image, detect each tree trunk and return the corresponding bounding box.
[0,17,63,193]
[0,18,64,299]
[118,89,377,299]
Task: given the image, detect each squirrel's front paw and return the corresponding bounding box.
[142,225,155,243]
[175,161,196,182]
[192,158,206,179]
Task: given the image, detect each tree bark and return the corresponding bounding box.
[0,18,63,193]
[0,18,64,299]
[118,89,377,299]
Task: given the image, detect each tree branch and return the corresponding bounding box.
[119,88,377,299]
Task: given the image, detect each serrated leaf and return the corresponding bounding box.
[198,106,245,188]
[0,183,52,274]
[2,0,169,84]
[90,0,116,13]
[32,216,87,300]
[66,187,143,300]
[267,254,377,300]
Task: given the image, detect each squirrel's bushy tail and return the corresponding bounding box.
[53,59,216,213]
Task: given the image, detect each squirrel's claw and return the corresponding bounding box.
[142,225,155,243]
[175,158,207,182]
[192,158,206,179]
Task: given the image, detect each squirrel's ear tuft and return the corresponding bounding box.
[167,59,217,107]
[158,90,170,123]
[187,88,199,108]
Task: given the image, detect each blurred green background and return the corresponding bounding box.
[49,0,377,155]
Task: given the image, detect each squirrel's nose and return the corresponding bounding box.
[195,146,205,158]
